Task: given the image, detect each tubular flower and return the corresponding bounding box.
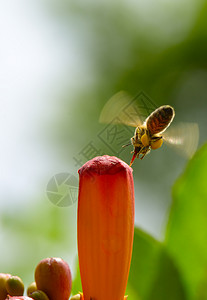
[78,155,135,300]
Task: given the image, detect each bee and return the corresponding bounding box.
[99,91,199,167]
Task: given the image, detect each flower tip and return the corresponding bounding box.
[78,155,132,176]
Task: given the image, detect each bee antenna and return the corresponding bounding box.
[122,142,131,148]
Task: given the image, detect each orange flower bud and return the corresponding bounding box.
[78,155,134,300]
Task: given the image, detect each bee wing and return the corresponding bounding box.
[99,91,142,127]
[163,122,199,158]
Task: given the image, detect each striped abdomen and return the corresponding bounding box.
[146,105,175,135]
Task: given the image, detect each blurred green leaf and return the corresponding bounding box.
[0,199,76,285]
[166,143,207,300]
[127,227,187,300]
[72,259,82,296]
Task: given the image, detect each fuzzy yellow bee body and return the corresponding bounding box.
[129,105,174,166]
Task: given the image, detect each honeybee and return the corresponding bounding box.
[99,91,199,167]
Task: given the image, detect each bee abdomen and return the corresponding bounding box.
[146,105,175,135]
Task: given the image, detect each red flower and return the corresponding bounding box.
[6,297,32,300]
[77,155,135,300]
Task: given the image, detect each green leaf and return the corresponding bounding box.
[127,227,187,300]
[72,259,82,296]
[166,143,207,300]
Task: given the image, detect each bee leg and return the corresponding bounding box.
[151,135,162,142]
[140,147,150,159]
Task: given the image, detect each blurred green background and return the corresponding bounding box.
[0,0,207,299]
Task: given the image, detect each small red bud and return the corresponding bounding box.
[35,257,72,300]
[6,296,33,300]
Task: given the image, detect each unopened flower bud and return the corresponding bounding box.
[78,156,135,300]
[6,276,24,296]
[6,296,32,300]
[35,257,72,300]
[30,290,49,300]
[0,273,11,300]
[27,282,37,297]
